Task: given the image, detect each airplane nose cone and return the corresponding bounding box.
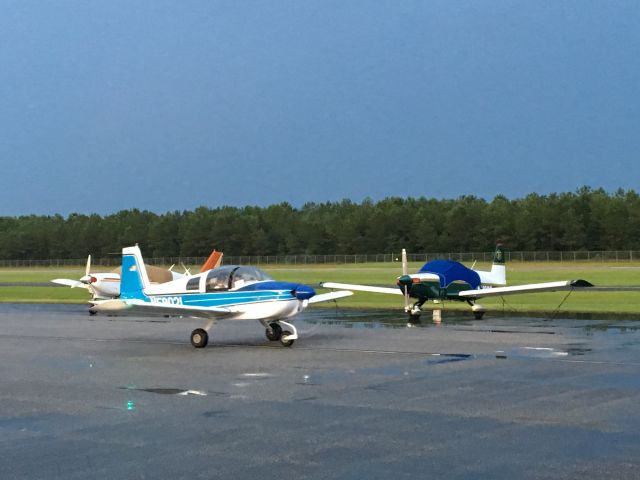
[293,284,315,301]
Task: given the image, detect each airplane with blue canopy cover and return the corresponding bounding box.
[321,244,592,319]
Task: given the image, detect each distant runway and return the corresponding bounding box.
[1,304,640,479]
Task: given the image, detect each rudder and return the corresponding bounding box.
[119,246,150,299]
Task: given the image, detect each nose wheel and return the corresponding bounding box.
[406,301,424,319]
[262,321,298,347]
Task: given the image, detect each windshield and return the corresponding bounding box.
[231,266,272,288]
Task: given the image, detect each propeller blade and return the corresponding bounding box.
[181,262,191,275]
[401,249,408,276]
[85,254,92,277]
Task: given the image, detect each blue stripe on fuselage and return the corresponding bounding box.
[127,289,297,308]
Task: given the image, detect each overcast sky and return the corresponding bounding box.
[1,0,639,215]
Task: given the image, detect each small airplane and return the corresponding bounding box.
[51,250,224,302]
[90,245,353,348]
[321,244,593,319]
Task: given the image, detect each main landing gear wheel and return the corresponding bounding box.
[473,311,485,320]
[190,328,209,348]
[407,302,423,319]
[280,331,295,347]
[265,322,283,341]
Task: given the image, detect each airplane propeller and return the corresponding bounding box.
[79,255,97,285]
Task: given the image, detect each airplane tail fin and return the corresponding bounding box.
[490,243,506,285]
[200,250,223,273]
[119,245,151,299]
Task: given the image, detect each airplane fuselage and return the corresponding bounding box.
[134,286,309,321]
[397,275,473,302]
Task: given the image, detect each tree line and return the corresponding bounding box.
[1,187,639,260]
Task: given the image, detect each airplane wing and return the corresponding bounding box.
[320,282,403,295]
[91,298,233,319]
[309,290,353,304]
[51,278,88,289]
[458,280,593,299]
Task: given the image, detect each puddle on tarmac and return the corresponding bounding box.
[301,309,640,339]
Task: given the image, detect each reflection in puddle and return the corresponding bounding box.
[303,309,475,329]
[119,387,207,396]
[584,323,640,334]
[202,410,227,418]
[425,355,473,366]
[495,344,592,360]
[565,344,592,356]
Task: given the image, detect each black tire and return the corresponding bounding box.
[89,310,97,316]
[280,330,295,347]
[265,322,283,341]
[191,328,209,348]
[473,311,485,320]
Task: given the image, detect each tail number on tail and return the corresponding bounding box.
[151,296,183,305]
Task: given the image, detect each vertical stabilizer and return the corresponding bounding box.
[199,250,223,273]
[120,246,151,299]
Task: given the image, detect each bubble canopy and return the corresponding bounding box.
[205,266,273,292]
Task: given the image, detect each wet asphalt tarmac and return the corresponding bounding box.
[1,304,640,479]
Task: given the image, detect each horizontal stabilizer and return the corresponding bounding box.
[320,282,403,295]
[459,279,593,299]
[51,278,88,289]
[89,299,132,312]
[309,290,353,304]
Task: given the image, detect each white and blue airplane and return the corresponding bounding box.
[91,246,352,348]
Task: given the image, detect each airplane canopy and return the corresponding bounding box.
[205,265,273,291]
[418,260,481,289]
